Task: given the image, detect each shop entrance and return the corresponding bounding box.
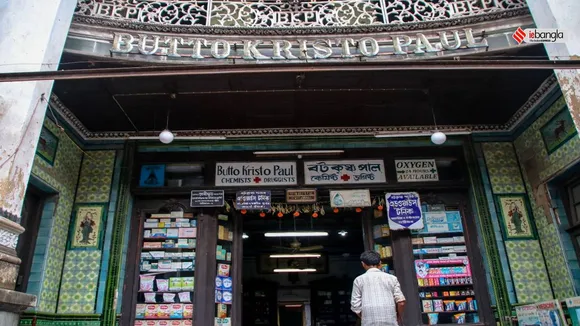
[241,207,365,326]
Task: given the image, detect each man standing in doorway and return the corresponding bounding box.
[351,250,406,326]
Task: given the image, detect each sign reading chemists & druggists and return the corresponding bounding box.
[215,162,297,186]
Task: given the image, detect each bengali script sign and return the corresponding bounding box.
[304,160,386,185]
[190,190,224,207]
[215,162,296,186]
[235,190,272,210]
[415,258,471,279]
[386,192,424,230]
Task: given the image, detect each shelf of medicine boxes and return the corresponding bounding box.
[136,213,197,322]
[216,213,234,324]
[372,223,394,269]
[410,216,479,324]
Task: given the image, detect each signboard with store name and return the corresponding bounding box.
[395,159,439,182]
[235,190,272,210]
[215,162,297,186]
[330,189,371,208]
[386,192,424,230]
[286,189,317,204]
[304,160,386,185]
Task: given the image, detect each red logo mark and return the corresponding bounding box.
[513,27,526,44]
[253,177,262,183]
[340,174,351,182]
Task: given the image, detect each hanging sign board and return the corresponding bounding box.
[286,189,317,204]
[386,192,424,230]
[235,190,272,210]
[304,160,386,185]
[190,190,224,207]
[395,159,439,182]
[215,162,297,187]
[330,189,371,208]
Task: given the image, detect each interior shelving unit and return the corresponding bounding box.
[215,213,234,325]
[135,211,197,325]
[412,208,479,325]
[371,208,395,275]
[310,277,357,326]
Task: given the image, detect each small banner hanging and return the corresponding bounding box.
[395,159,439,182]
[386,192,424,230]
[330,189,371,208]
[235,190,272,210]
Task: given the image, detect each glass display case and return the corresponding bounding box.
[135,210,197,326]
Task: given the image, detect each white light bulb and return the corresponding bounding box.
[159,129,174,144]
[431,131,447,145]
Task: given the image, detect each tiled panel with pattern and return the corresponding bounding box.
[514,96,577,299]
[30,120,83,312]
[57,251,101,313]
[75,151,116,203]
[58,150,116,314]
[515,96,580,181]
[481,142,554,303]
[481,142,525,194]
[505,241,553,303]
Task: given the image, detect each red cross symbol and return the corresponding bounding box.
[253,177,262,183]
[340,174,351,181]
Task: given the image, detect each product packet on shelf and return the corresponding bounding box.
[182,277,194,291]
[183,321,193,326]
[140,275,155,292]
[157,321,170,326]
[170,303,184,318]
[179,228,196,238]
[157,304,171,319]
[144,321,157,326]
[134,321,145,326]
[151,229,167,238]
[222,277,232,291]
[145,304,158,318]
[178,292,191,303]
[215,290,223,303]
[218,264,230,277]
[170,211,184,218]
[169,278,182,292]
[136,304,147,319]
[169,321,182,326]
[222,290,233,305]
[151,214,171,218]
[217,304,228,318]
[183,304,194,318]
[215,276,223,290]
[166,229,179,238]
[222,318,232,326]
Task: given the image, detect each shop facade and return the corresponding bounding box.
[1,0,580,325]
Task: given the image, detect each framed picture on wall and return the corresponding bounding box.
[495,194,535,240]
[36,126,59,165]
[540,107,578,154]
[68,203,107,250]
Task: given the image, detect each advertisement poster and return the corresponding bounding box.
[416,211,463,234]
[386,192,424,230]
[565,297,580,326]
[516,301,565,326]
[415,258,471,279]
[304,160,386,185]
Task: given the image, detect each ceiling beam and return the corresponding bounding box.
[1,60,579,82]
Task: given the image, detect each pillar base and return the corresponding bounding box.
[0,288,36,326]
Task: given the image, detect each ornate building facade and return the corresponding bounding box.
[1,0,580,325]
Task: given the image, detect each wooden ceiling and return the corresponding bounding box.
[53,45,553,134]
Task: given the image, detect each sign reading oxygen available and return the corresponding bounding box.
[215,162,297,186]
